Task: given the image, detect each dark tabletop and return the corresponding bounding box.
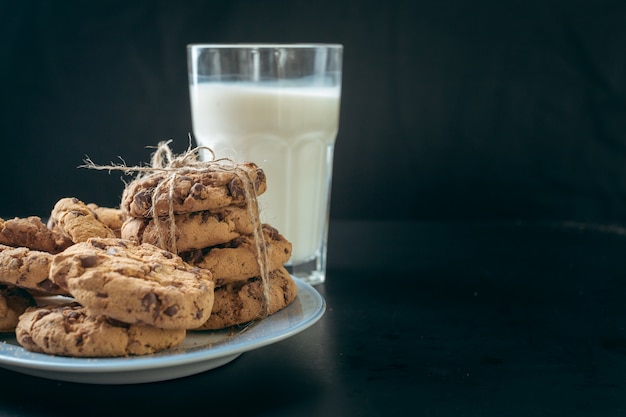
[1,220,626,416]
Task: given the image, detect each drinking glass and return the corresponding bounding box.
[187,44,343,285]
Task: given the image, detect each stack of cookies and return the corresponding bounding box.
[119,162,298,330]
[0,157,299,358]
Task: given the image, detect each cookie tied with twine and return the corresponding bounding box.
[120,149,267,220]
[81,140,273,318]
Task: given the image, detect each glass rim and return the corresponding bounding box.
[187,43,343,50]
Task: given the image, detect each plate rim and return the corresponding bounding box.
[0,277,325,377]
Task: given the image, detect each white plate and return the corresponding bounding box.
[0,277,325,384]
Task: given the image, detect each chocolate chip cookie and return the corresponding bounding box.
[120,162,267,218]
[16,303,186,357]
[0,244,68,295]
[50,238,215,330]
[0,285,36,332]
[49,197,116,243]
[183,224,292,286]
[193,266,297,330]
[121,205,255,253]
[0,216,72,254]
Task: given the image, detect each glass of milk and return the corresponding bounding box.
[187,44,342,285]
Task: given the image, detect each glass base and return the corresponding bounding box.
[285,256,326,286]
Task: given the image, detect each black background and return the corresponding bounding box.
[2,4,626,415]
[2,0,626,223]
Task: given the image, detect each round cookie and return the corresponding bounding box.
[193,266,298,330]
[16,303,186,357]
[0,216,72,254]
[49,197,116,243]
[183,224,292,286]
[0,285,36,332]
[120,162,267,218]
[121,205,255,253]
[0,244,68,295]
[50,238,215,330]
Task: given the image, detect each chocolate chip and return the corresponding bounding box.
[228,178,244,199]
[66,311,81,323]
[134,190,153,211]
[79,254,98,268]
[63,311,82,333]
[20,334,35,347]
[190,183,206,200]
[91,240,107,250]
[142,292,158,312]
[164,305,179,316]
[161,251,174,259]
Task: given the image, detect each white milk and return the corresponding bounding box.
[189,83,341,264]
